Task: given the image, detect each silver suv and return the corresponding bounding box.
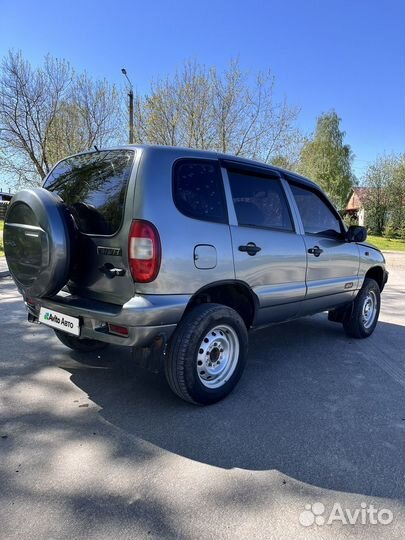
[4,145,388,404]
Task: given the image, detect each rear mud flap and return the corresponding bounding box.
[132,335,166,374]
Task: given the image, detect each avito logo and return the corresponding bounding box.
[43,311,74,330]
[299,502,394,527]
[44,312,61,324]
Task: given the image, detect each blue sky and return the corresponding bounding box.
[0,0,404,189]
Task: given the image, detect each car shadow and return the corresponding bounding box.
[64,313,405,501]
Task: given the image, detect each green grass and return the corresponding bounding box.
[367,235,405,252]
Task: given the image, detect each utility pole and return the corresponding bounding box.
[121,68,134,144]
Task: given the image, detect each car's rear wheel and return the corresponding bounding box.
[343,278,381,338]
[165,303,248,405]
[54,330,109,352]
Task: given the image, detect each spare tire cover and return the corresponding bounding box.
[4,188,71,298]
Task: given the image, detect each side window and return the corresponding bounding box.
[228,170,293,231]
[290,183,343,237]
[173,160,227,224]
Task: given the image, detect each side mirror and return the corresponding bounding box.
[347,225,367,243]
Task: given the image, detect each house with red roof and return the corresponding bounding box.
[345,187,370,226]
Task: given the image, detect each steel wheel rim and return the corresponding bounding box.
[196,324,240,389]
[361,290,377,329]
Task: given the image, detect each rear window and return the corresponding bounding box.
[173,159,228,223]
[44,150,134,235]
[228,170,293,231]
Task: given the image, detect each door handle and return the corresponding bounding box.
[238,242,261,256]
[99,263,126,278]
[308,246,323,257]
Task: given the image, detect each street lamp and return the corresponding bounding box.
[121,68,134,144]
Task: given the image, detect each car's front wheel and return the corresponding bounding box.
[165,303,248,405]
[343,278,381,338]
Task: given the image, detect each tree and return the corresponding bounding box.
[362,154,405,235]
[0,50,122,187]
[389,155,405,232]
[297,111,354,209]
[270,134,306,171]
[133,60,303,165]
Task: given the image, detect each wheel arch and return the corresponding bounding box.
[364,265,385,291]
[183,280,259,329]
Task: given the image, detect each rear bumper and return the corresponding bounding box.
[26,292,191,347]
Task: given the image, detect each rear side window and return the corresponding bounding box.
[173,160,227,223]
[228,171,293,231]
[44,150,134,235]
[290,183,343,237]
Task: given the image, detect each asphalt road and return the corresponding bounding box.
[0,253,404,540]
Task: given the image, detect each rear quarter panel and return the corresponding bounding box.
[132,148,235,295]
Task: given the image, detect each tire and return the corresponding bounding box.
[165,303,248,405]
[343,278,381,338]
[4,188,73,298]
[54,329,109,352]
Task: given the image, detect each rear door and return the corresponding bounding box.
[287,180,360,301]
[43,149,138,305]
[223,165,307,313]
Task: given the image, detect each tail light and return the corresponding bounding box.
[108,324,129,337]
[128,220,161,282]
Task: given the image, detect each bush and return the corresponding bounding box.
[400,222,405,241]
[384,221,397,239]
[343,213,358,229]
